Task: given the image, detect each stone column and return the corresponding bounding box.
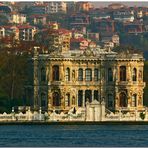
[83,69,85,81]
[135,108,137,121]
[113,66,117,82]
[117,66,119,82]
[127,65,131,82]
[76,90,78,107]
[76,69,78,81]
[101,101,105,121]
[83,90,85,107]
[92,69,94,81]
[33,58,39,109]
[85,101,90,121]
[60,64,64,82]
[92,90,94,102]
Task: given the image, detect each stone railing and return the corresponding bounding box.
[0,106,148,122]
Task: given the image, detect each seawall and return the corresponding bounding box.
[0,121,148,125]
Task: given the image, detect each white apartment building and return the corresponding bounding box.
[10,12,26,24]
[47,2,67,13]
[18,25,37,41]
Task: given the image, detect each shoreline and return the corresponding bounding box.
[0,121,148,125]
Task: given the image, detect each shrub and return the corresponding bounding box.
[140,112,145,120]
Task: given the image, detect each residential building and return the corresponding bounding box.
[9,11,26,24]
[87,32,100,41]
[108,3,127,10]
[92,18,115,33]
[3,25,19,40]
[38,27,71,51]
[17,25,37,41]
[113,9,134,22]
[29,14,47,25]
[112,34,120,46]
[76,2,93,12]
[69,13,90,33]
[104,41,114,48]
[123,21,145,34]
[70,38,89,50]
[47,2,67,13]
[30,3,48,14]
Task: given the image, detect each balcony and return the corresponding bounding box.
[49,81,62,85]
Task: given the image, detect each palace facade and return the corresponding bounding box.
[33,46,145,112]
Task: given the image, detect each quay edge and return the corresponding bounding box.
[0,121,148,125]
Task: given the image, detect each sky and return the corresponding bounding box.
[91,2,148,8]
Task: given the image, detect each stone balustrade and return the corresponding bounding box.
[0,104,147,122]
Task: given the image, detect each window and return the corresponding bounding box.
[94,69,99,81]
[108,68,113,82]
[94,90,99,101]
[65,68,70,81]
[85,68,92,81]
[132,68,137,81]
[85,90,92,103]
[108,94,114,108]
[132,94,137,107]
[66,93,70,107]
[41,67,46,82]
[41,92,46,107]
[119,92,127,107]
[52,65,59,81]
[78,90,83,107]
[78,68,83,81]
[53,92,60,106]
[120,66,126,81]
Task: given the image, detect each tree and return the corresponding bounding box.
[0,50,31,111]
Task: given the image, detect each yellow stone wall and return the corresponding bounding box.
[33,51,145,112]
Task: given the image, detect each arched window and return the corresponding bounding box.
[108,68,113,82]
[94,69,99,81]
[132,94,137,107]
[108,94,114,108]
[78,68,83,81]
[52,65,59,81]
[85,90,92,103]
[65,93,70,107]
[41,67,46,82]
[78,90,83,107]
[85,68,92,81]
[53,92,60,106]
[132,68,137,81]
[120,66,126,81]
[65,68,70,81]
[94,90,99,101]
[119,92,127,107]
[41,92,46,107]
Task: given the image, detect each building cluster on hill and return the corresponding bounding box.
[0,1,148,52]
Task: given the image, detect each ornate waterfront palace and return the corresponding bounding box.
[32,45,145,112]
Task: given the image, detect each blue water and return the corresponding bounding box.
[0,124,148,147]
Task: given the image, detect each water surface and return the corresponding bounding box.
[0,124,147,147]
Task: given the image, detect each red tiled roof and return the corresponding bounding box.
[17,25,35,29]
[3,26,16,29]
[70,38,87,43]
[30,14,48,18]
[47,28,71,35]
